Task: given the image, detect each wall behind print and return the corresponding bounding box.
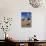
[0,0,46,40]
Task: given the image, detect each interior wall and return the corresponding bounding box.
[0,0,46,40]
[44,15,46,40]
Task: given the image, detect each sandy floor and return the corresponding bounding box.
[21,20,32,27]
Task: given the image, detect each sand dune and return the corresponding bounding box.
[21,20,32,27]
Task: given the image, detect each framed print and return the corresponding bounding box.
[21,12,32,27]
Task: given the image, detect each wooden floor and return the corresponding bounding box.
[0,42,16,46]
[0,40,46,46]
[0,39,14,46]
